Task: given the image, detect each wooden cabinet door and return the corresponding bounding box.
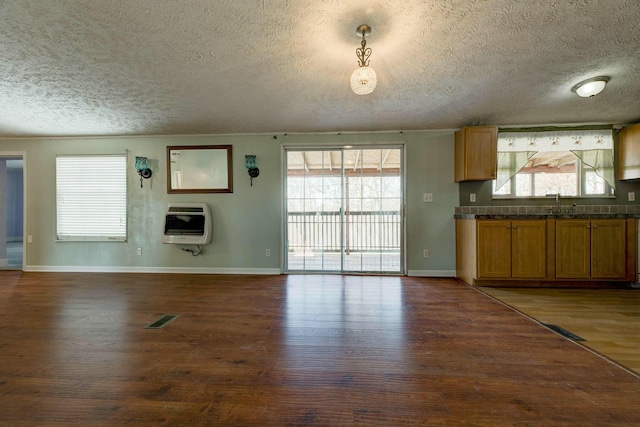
[556,220,591,279]
[591,219,626,279]
[511,220,547,279]
[477,220,511,278]
[454,126,497,181]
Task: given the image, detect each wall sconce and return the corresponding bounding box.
[245,155,259,186]
[135,156,152,188]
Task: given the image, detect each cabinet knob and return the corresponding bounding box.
[513,225,518,229]
[586,225,590,229]
[507,225,511,229]
[593,224,598,229]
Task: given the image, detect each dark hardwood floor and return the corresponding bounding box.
[0,271,639,426]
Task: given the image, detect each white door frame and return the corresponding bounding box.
[281,143,406,274]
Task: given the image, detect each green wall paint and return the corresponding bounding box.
[0,131,458,274]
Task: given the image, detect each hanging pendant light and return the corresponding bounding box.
[350,25,377,95]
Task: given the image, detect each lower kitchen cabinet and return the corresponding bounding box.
[556,219,627,279]
[456,217,637,287]
[477,220,546,279]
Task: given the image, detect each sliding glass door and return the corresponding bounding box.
[284,147,403,274]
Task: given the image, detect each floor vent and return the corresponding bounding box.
[542,323,585,341]
[145,315,179,329]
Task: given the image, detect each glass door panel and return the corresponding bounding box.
[286,150,343,272]
[343,149,402,273]
[285,147,402,274]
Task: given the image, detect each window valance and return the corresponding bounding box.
[498,129,613,152]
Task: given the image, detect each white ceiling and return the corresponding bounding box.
[1,0,639,137]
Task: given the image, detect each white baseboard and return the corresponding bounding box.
[0,259,8,267]
[407,270,456,277]
[24,265,282,275]
[22,265,454,277]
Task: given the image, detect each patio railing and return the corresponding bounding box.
[287,211,401,253]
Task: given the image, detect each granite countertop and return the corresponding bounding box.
[455,213,640,220]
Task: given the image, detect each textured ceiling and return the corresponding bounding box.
[1,0,640,137]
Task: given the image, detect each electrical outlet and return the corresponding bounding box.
[470,193,476,203]
[27,235,32,243]
[423,193,433,203]
[137,248,142,256]
[265,249,271,257]
[423,249,429,258]
[629,192,636,202]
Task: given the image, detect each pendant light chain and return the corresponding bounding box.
[356,30,372,68]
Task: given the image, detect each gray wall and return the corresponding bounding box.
[0,131,458,275]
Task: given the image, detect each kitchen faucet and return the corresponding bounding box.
[546,192,561,213]
[548,193,577,214]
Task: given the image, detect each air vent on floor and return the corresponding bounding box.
[145,315,179,329]
[542,323,585,341]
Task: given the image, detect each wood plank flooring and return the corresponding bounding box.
[480,286,640,374]
[0,271,639,425]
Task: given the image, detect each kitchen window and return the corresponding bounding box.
[493,129,615,198]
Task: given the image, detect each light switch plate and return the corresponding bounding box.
[629,192,636,202]
[470,193,476,202]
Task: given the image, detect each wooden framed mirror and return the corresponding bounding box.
[166,145,233,193]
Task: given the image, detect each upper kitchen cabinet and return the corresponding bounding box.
[619,123,640,180]
[454,126,498,182]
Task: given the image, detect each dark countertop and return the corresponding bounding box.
[455,213,640,220]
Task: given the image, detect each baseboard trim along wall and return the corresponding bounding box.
[407,270,456,277]
[25,266,282,275]
[24,266,455,277]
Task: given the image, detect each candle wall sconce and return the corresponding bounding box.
[135,156,152,188]
[245,155,259,186]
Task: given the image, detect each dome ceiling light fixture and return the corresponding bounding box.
[350,24,377,95]
[571,76,610,98]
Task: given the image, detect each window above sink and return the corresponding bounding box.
[493,129,615,199]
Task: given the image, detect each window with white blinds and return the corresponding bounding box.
[56,155,127,241]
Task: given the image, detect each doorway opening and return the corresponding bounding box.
[284,147,404,274]
[1,155,24,271]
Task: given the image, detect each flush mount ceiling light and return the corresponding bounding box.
[350,25,377,95]
[572,76,610,98]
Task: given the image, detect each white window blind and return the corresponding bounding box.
[56,155,127,241]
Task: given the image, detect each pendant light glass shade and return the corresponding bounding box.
[350,66,377,95]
